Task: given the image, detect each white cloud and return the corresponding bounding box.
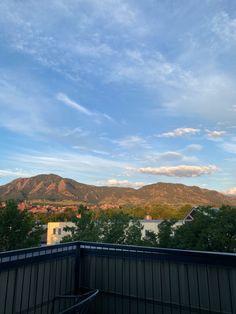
[158,128,200,138]
[224,187,236,196]
[205,130,226,140]
[105,179,145,188]
[137,165,217,177]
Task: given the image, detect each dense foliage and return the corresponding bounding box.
[34,208,76,224]
[0,200,43,252]
[157,206,236,253]
[33,203,192,224]
[1,200,235,253]
[63,205,236,253]
[97,203,192,220]
[62,205,144,245]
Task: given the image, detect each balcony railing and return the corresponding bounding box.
[0,242,236,314]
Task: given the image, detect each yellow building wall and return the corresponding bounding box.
[47,222,75,245]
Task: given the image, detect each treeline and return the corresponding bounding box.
[62,205,236,253]
[99,203,192,219]
[158,206,236,252]
[1,201,236,253]
[34,203,192,223]
[34,208,77,223]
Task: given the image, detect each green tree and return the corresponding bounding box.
[0,200,43,252]
[173,206,236,252]
[208,206,236,252]
[158,219,177,248]
[101,212,130,244]
[125,218,143,245]
[62,207,144,245]
[63,204,101,242]
[143,230,158,247]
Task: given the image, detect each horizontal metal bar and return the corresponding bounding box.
[78,241,236,266]
[0,242,77,258]
[1,241,236,268]
[0,250,76,270]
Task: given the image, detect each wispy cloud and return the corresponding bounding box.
[57,93,114,123]
[63,127,90,137]
[221,142,236,154]
[57,93,93,116]
[184,144,203,152]
[0,1,235,192]
[163,74,236,125]
[212,12,236,45]
[0,169,35,178]
[114,136,149,149]
[13,151,127,181]
[72,146,110,156]
[145,151,198,163]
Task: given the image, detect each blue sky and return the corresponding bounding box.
[0,0,236,193]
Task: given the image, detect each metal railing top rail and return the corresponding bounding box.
[0,241,77,259]
[0,242,78,268]
[78,241,236,266]
[1,239,236,257]
[0,240,236,265]
[79,240,236,257]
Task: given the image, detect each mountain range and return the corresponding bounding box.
[0,174,235,207]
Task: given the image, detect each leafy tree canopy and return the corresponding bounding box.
[0,200,43,252]
[61,204,236,253]
[62,205,146,246]
[173,206,236,252]
[157,206,236,253]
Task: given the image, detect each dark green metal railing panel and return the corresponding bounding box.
[79,242,236,314]
[0,244,77,314]
[1,241,236,313]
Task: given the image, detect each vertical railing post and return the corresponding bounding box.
[74,242,81,294]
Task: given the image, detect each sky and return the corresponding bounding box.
[0,0,236,194]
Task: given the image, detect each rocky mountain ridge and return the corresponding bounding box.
[0,174,235,208]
